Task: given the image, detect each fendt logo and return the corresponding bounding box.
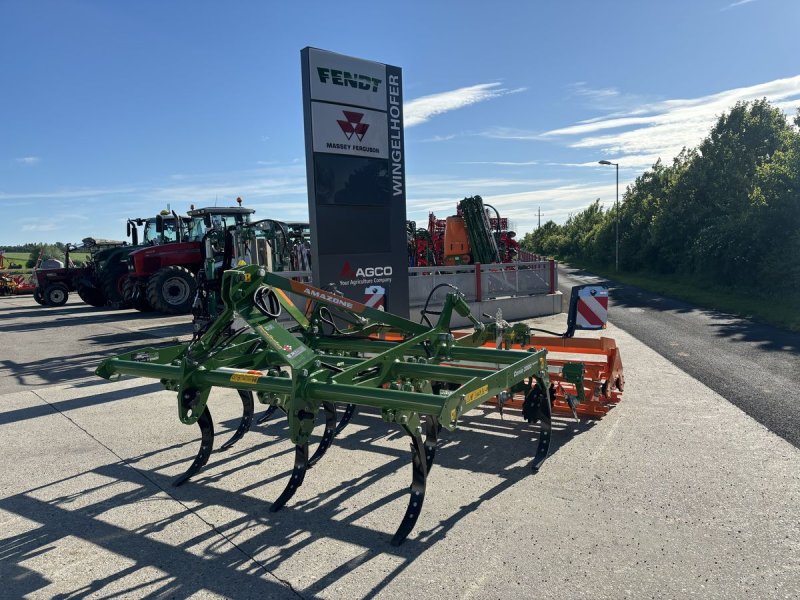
[337,111,369,141]
[317,67,381,92]
[340,261,393,278]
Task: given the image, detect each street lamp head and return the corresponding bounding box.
[598,160,613,165]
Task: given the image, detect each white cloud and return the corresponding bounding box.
[403,173,615,233]
[480,127,543,141]
[722,0,757,10]
[15,156,40,166]
[0,186,139,200]
[567,82,650,113]
[404,83,524,128]
[459,160,540,166]
[540,74,800,168]
[21,222,58,232]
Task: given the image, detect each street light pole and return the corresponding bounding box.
[599,160,619,271]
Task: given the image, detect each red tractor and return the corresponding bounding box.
[124,203,255,314]
[31,241,132,307]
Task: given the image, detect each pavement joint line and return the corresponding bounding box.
[29,387,305,599]
[98,320,189,341]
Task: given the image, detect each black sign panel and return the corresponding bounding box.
[301,47,408,316]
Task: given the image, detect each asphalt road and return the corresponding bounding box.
[559,264,800,449]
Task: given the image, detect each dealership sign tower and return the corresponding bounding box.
[301,47,409,317]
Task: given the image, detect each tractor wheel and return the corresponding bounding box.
[146,266,196,315]
[100,267,132,309]
[123,277,154,312]
[33,289,46,305]
[44,283,69,307]
[76,281,106,307]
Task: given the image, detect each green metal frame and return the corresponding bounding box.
[96,265,554,545]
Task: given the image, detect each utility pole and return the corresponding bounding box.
[537,207,541,229]
[599,160,620,271]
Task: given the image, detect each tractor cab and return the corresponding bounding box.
[186,206,256,242]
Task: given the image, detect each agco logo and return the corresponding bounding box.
[337,111,369,141]
[340,261,393,278]
[317,67,381,92]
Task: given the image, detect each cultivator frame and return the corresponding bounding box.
[97,266,566,544]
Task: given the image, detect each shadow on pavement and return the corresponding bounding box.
[0,381,164,427]
[0,310,175,333]
[0,404,593,599]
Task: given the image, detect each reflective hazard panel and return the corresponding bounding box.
[566,284,609,336]
[364,285,386,310]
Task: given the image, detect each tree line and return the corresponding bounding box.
[521,99,800,296]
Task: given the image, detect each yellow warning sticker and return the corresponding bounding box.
[465,385,489,404]
[230,372,260,384]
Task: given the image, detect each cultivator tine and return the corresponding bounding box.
[257,404,279,425]
[423,416,439,472]
[563,392,580,423]
[219,390,254,451]
[391,429,429,546]
[270,443,309,512]
[173,407,214,487]
[334,403,357,436]
[308,402,336,467]
[530,388,552,472]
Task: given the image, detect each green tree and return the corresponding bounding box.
[26,244,65,268]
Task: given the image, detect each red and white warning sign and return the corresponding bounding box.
[576,285,608,329]
[364,285,386,310]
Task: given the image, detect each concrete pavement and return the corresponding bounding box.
[1,293,798,598]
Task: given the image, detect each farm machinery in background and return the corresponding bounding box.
[0,249,32,296]
[32,239,125,307]
[123,203,256,314]
[123,200,313,315]
[0,273,22,296]
[93,212,192,309]
[97,214,624,544]
[408,195,529,267]
[30,213,190,308]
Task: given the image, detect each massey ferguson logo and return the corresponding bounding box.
[337,111,369,142]
[317,67,382,92]
[340,261,392,278]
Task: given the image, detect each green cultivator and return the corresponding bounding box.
[97,266,577,544]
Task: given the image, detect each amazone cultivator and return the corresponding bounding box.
[97,266,621,544]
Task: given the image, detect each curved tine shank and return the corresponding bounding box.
[531,389,552,472]
[173,406,215,487]
[256,404,279,425]
[219,390,254,451]
[308,402,337,467]
[390,430,428,546]
[423,415,439,472]
[270,443,309,512]
[334,403,357,436]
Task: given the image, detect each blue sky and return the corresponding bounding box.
[2,0,799,245]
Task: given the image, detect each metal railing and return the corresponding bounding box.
[409,260,556,306]
[270,260,557,308]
